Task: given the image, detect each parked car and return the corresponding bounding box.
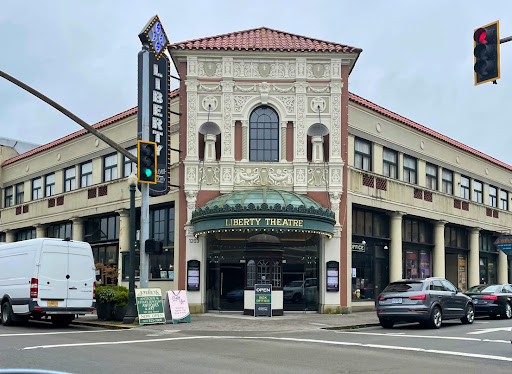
[376,277,474,329]
[283,278,318,303]
[0,238,96,327]
[465,284,512,319]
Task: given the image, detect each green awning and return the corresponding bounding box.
[191,189,336,239]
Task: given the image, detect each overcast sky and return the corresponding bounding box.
[1,1,511,165]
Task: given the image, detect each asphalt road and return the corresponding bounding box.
[0,316,511,374]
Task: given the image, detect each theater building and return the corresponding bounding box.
[1,27,511,315]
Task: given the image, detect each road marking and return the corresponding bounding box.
[0,330,122,338]
[22,335,512,362]
[467,327,512,335]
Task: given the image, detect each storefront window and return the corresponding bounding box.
[479,232,498,285]
[149,250,174,280]
[46,222,72,239]
[352,244,389,301]
[403,250,431,279]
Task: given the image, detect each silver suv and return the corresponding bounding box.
[376,277,474,329]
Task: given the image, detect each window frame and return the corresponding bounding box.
[473,180,483,204]
[249,105,280,162]
[441,169,453,195]
[500,190,508,210]
[4,186,13,208]
[64,166,76,192]
[425,163,438,190]
[460,175,470,199]
[382,148,398,179]
[403,155,417,184]
[80,161,93,188]
[103,153,118,182]
[354,138,372,171]
[45,173,56,197]
[32,177,42,200]
[15,183,24,205]
[489,185,497,208]
[123,147,137,178]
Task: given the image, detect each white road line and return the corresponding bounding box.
[335,330,510,344]
[21,336,512,362]
[0,329,122,337]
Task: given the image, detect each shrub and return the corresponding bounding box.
[96,286,116,303]
[113,291,129,307]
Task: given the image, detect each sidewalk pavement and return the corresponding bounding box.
[72,310,380,332]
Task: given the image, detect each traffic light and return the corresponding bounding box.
[145,239,163,255]
[137,140,157,184]
[474,21,500,86]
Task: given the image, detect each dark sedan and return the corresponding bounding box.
[465,284,512,319]
[376,277,474,329]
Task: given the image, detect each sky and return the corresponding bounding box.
[1,1,511,164]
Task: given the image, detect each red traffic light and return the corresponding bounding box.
[474,28,487,44]
[473,21,500,86]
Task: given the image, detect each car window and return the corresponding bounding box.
[466,284,500,293]
[503,285,512,293]
[430,280,445,291]
[441,280,457,292]
[383,282,423,292]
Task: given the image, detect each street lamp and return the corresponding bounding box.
[123,173,138,324]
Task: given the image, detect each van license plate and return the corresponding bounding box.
[47,301,58,307]
[392,298,402,304]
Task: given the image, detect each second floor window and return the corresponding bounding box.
[354,138,371,171]
[382,148,398,178]
[45,173,55,197]
[460,175,470,199]
[249,106,279,162]
[15,183,24,205]
[403,155,417,184]
[500,190,508,210]
[103,153,118,182]
[426,163,438,190]
[473,180,483,204]
[65,167,76,192]
[124,147,137,177]
[489,186,497,207]
[150,205,175,246]
[32,178,42,200]
[4,186,13,208]
[80,161,93,188]
[441,169,453,195]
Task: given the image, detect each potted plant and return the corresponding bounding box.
[113,289,129,321]
[95,286,116,320]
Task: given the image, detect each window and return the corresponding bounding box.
[45,173,55,197]
[489,186,497,207]
[64,167,76,192]
[32,178,42,200]
[352,208,389,238]
[122,252,140,281]
[47,222,72,239]
[249,105,279,161]
[460,175,470,199]
[123,147,137,177]
[149,250,175,280]
[16,228,36,241]
[80,161,93,188]
[103,153,118,182]
[354,138,371,171]
[402,218,433,244]
[149,205,175,246]
[84,215,120,243]
[441,169,453,195]
[426,163,437,190]
[4,186,13,208]
[403,155,417,184]
[0,232,5,242]
[500,190,508,210]
[444,225,468,249]
[15,183,24,205]
[382,148,398,178]
[473,180,483,203]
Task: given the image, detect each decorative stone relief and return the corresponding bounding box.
[307,63,330,79]
[296,58,307,79]
[308,167,328,186]
[186,166,197,183]
[234,96,251,112]
[330,95,341,157]
[199,165,220,185]
[202,96,218,111]
[223,57,233,77]
[296,94,306,158]
[307,85,330,93]
[330,168,342,185]
[295,168,306,184]
[185,81,198,157]
[331,59,341,79]
[185,190,198,210]
[222,89,233,156]
[272,85,295,93]
[233,167,293,186]
[276,96,295,113]
[198,83,221,92]
[329,191,342,224]
[234,84,258,92]
[310,97,326,113]
[330,82,343,94]
[187,56,198,77]
[222,167,232,183]
[199,61,221,77]
[233,60,295,79]
[258,62,271,77]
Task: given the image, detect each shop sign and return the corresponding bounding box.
[225,218,304,228]
[166,290,191,324]
[493,236,512,255]
[135,288,166,325]
[351,243,365,252]
[254,284,272,317]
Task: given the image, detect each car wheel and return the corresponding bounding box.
[379,318,394,329]
[461,304,475,324]
[1,301,15,326]
[502,302,512,319]
[429,306,442,329]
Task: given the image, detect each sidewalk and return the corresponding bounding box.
[72,310,380,332]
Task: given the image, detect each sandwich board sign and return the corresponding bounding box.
[135,288,166,325]
[166,290,191,324]
[254,284,272,317]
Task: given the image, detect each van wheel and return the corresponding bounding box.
[429,306,442,329]
[52,315,74,328]
[1,301,15,326]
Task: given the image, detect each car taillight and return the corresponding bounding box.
[409,294,426,300]
[378,296,386,301]
[93,282,96,300]
[482,295,497,300]
[30,278,38,298]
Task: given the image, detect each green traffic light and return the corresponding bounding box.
[145,168,153,178]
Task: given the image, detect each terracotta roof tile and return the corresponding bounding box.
[170,27,362,53]
[348,92,512,171]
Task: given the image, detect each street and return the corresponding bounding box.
[0,315,511,373]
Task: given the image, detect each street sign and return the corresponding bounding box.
[137,45,170,196]
[493,236,512,255]
[135,288,166,325]
[254,284,272,317]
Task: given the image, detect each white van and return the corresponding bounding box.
[0,238,96,327]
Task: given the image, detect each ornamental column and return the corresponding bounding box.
[497,249,508,284]
[468,228,480,288]
[433,220,446,278]
[35,224,47,238]
[5,230,15,243]
[71,217,84,241]
[388,212,405,282]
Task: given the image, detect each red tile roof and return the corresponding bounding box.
[348,92,512,171]
[169,26,362,53]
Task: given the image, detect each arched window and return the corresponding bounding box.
[249,105,279,161]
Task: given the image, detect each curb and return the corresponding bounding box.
[323,323,381,330]
[71,320,137,329]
